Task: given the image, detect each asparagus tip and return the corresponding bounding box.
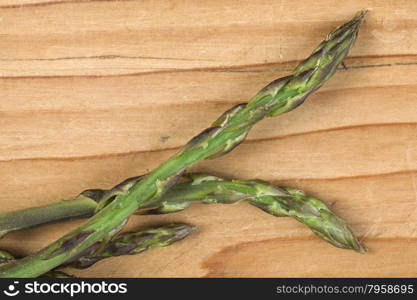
[355,10,369,20]
[168,223,197,241]
[356,239,368,254]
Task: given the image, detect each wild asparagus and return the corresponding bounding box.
[0,198,98,239]
[143,173,365,252]
[0,223,195,276]
[0,250,74,277]
[0,12,366,277]
[62,223,195,269]
[0,173,364,252]
[90,173,365,252]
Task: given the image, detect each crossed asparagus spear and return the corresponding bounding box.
[0,11,367,277]
[0,172,365,277]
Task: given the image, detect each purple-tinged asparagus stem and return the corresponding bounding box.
[0,223,195,276]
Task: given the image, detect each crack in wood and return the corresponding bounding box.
[0,55,415,79]
[1,121,416,162]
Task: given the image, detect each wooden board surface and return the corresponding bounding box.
[0,0,416,277]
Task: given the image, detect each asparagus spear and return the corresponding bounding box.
[99,173,365,252]
[94,173,365,252]
[143,174,366,252]
[0,250,74,277]
[0,173,365,252]
[0,223,195,276]
[0,12,366,277]
[62,223,195,269]
[0,197,98,239]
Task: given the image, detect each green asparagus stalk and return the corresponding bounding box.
[0,183,130,239]
[0,223,195,276]
[0,198,98,239]
[0,12,366,277]
[0,173,365,252]
[62,223,195,269]
[143,174,366,252]
[0,250,74,277]
[93,173,365,252]
[90,173,366,252]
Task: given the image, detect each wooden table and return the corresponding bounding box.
[0,0,416,277]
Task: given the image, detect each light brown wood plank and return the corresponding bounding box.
[1,60,416,160]
[0,0,416,76]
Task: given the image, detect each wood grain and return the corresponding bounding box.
[0,0,416,277]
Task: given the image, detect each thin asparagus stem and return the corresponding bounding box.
[0,12,366,277]
[0,173,365,252]
[0,223,195,276]
[0,198,97,239]
[0,250,73,277]
[62,223,196,269]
